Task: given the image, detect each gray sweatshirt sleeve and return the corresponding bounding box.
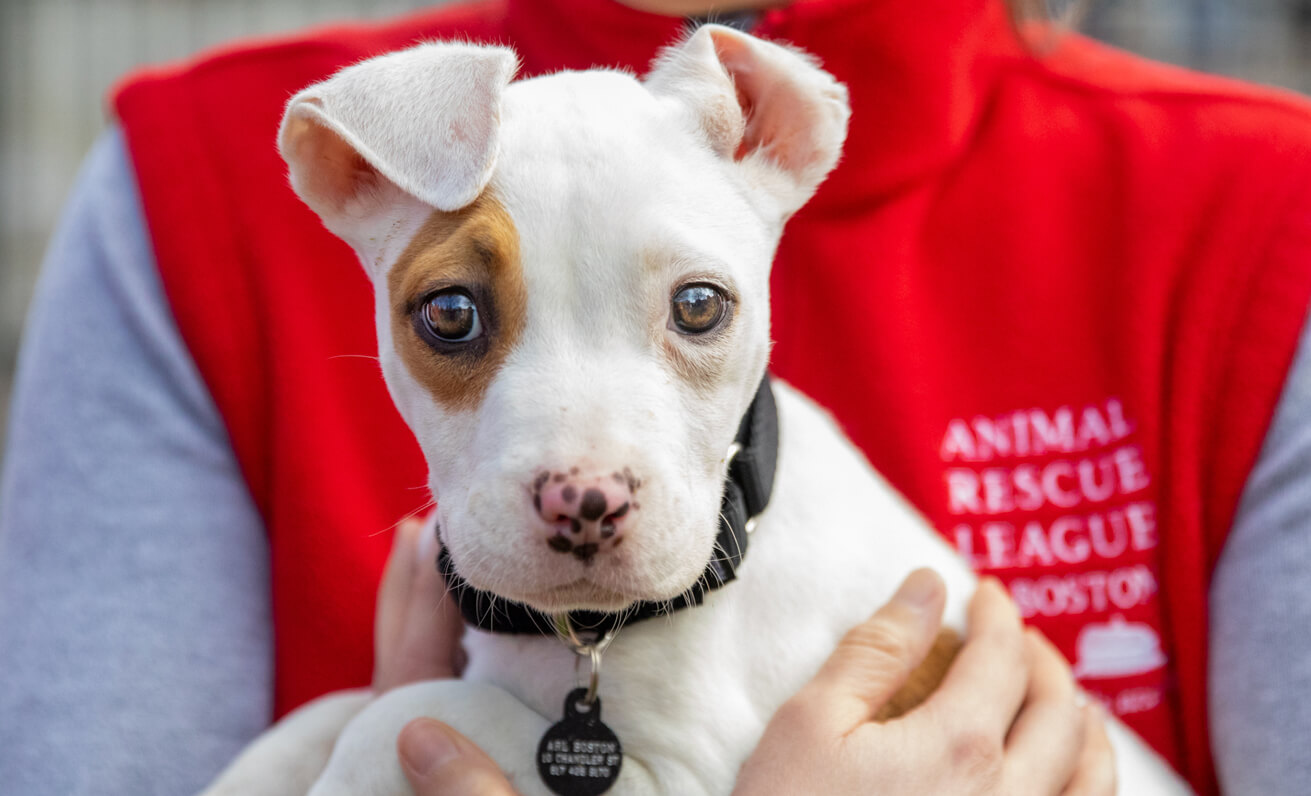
[0,128,272,795]
[1210,308,1311,793]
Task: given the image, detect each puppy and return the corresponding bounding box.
[202,25,1191,796]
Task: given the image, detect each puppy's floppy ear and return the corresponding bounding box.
[278,42,518,249]
[645,24,850,217]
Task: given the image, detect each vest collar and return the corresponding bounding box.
[438,375,779,635]
[505,0,1024,204]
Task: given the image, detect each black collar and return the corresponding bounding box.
[437,375,779,636]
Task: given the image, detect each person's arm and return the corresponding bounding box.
[1210,307,1311,793]
[0,127,272,795]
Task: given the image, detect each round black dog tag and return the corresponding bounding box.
[537,688,623,796]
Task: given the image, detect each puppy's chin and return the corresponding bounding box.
[444,554,642,613]
[443,511,723,615]
[453,564,704,616]
[516,580,638,614]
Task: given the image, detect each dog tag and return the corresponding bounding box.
[537,687,623,796]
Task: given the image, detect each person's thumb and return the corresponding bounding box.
[802,568,947,730]
[398,718,519,795]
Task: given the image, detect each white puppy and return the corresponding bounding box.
[202,25,1191,796]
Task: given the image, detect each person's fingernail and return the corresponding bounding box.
[393,520,415,548]
[894,569,942,611]
[400,719,461,776]
[397,518,423,547]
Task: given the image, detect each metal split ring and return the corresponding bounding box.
[553,614,615,705]
[584,644,604,705]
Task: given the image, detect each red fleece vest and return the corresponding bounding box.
[113,0,1311,791]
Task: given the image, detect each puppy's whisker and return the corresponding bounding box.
[476,590,498,632]
[525,603,554,638]
[716,510,745,570]
[372,513,423,540]
[327,353,382,362]
[369,498,439,539]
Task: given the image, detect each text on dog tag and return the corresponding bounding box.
[537,687,623,796]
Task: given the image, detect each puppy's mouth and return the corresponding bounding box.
[438,517,695,615]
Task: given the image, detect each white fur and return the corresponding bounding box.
[208,27,1193,796]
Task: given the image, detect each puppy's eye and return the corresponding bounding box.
[670,284,728,335]
[420,290,483,343]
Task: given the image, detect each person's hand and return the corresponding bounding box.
[373,517,465,693]
[398,717,519,795]
[733,569,1115,795]
[389,568,1116,795]
[375,517,519,794]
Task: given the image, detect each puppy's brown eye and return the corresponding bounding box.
[421,290,482,343]
[670,284,728,335]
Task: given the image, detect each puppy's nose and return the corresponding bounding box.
[532,470,638,563]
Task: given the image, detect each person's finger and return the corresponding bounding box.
[799,568,947,730]
[396,549,464,681]
[1003,630,1085,794]
[398,718,519,796]
[1062,704,1117,796]
[377,517,464,691]
[374,518,424,691]
[923,578,1029,738]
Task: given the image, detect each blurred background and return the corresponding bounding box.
[1,0,1310,460]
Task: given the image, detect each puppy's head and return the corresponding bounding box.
[279,26,848,613]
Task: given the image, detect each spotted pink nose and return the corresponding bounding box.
[532,469,640,563]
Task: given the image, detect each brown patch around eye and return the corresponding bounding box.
[388,192,526,412]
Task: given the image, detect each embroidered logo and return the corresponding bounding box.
[936,397,1175,757]
[1071,615,1167,679]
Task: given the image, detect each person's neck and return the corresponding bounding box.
[504,0,1023,204]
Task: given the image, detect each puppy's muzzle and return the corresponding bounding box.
[531,468,641,563]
